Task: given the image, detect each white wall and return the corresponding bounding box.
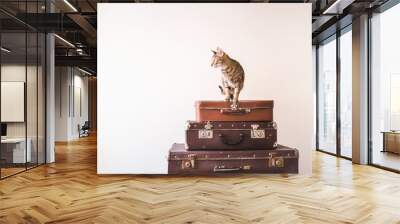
[72,73,89,138]
[55,67,89,141]
[55,67,69,141]
[98,3,313,174]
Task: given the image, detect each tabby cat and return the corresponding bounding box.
[211,47,245,109]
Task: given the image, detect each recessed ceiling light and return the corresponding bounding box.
[78,67,93,76]
[54,34,75,48]
[323,0,354,15]
[63,0,78,12]
[1,47,11,53]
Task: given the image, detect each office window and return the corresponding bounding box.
[340,28,352,158]
[371,3,400,171]
[318,36,337,154]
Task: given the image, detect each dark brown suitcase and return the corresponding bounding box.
[195,100,273,122]
[168,143,298,175]
[186,121,277,150]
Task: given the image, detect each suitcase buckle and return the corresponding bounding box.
[204,121,213,130]
[251,124,265,139]
[273,157,284,168]
[199,129,213,139]
[182,154,196,170]
[251,124,260,130]
[272,121,278,129]
[198,121,214,139]
[186,121,191,130]
[267,153,284,168]
[242,165,251,170]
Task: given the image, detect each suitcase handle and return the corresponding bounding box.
[213,165,252,172]
[213,167,241,172]
[220,108,250,115]
[218,133,245,146]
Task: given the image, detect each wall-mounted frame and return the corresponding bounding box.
[1,82,25,122]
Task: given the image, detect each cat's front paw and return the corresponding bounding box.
[230,103,238,110]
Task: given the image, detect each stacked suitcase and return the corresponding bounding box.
[168,100,299,174]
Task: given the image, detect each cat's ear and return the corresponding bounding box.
[216,48,224,56]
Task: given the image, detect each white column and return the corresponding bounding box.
[352,14,369,164]
[46,32,55,163]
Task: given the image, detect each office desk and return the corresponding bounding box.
[382,131,400,154]
[1,138,32,164]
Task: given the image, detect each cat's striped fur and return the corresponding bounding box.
[211,47,245,109]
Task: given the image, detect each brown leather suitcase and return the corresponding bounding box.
[186,121,277,150]
[195,100,273,122]
[168,143,298,175]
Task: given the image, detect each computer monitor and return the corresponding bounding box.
[1,123,7,137]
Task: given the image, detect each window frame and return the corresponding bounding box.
[316,24,353,161]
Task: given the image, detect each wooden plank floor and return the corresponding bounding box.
[1,135,400,224]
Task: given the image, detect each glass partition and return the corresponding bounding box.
[316,25,353,160]
[339,28,352,158]
[317,36,337,154]
[0,2,46,179]
[0,31,28,177]
[27,31,38,169]
[370,4,400,171]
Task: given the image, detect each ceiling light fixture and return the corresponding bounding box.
[1,47,11,53]
[54,34,75,48]
[78,67,93,76]
[323,0,342,14]
[323,0,355,15]
[63,0,78,12]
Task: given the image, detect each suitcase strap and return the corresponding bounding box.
[170,155,297,161]
[172,153,295,171]
[201,106,271,115]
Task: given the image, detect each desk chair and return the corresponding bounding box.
[79,121,90,138]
